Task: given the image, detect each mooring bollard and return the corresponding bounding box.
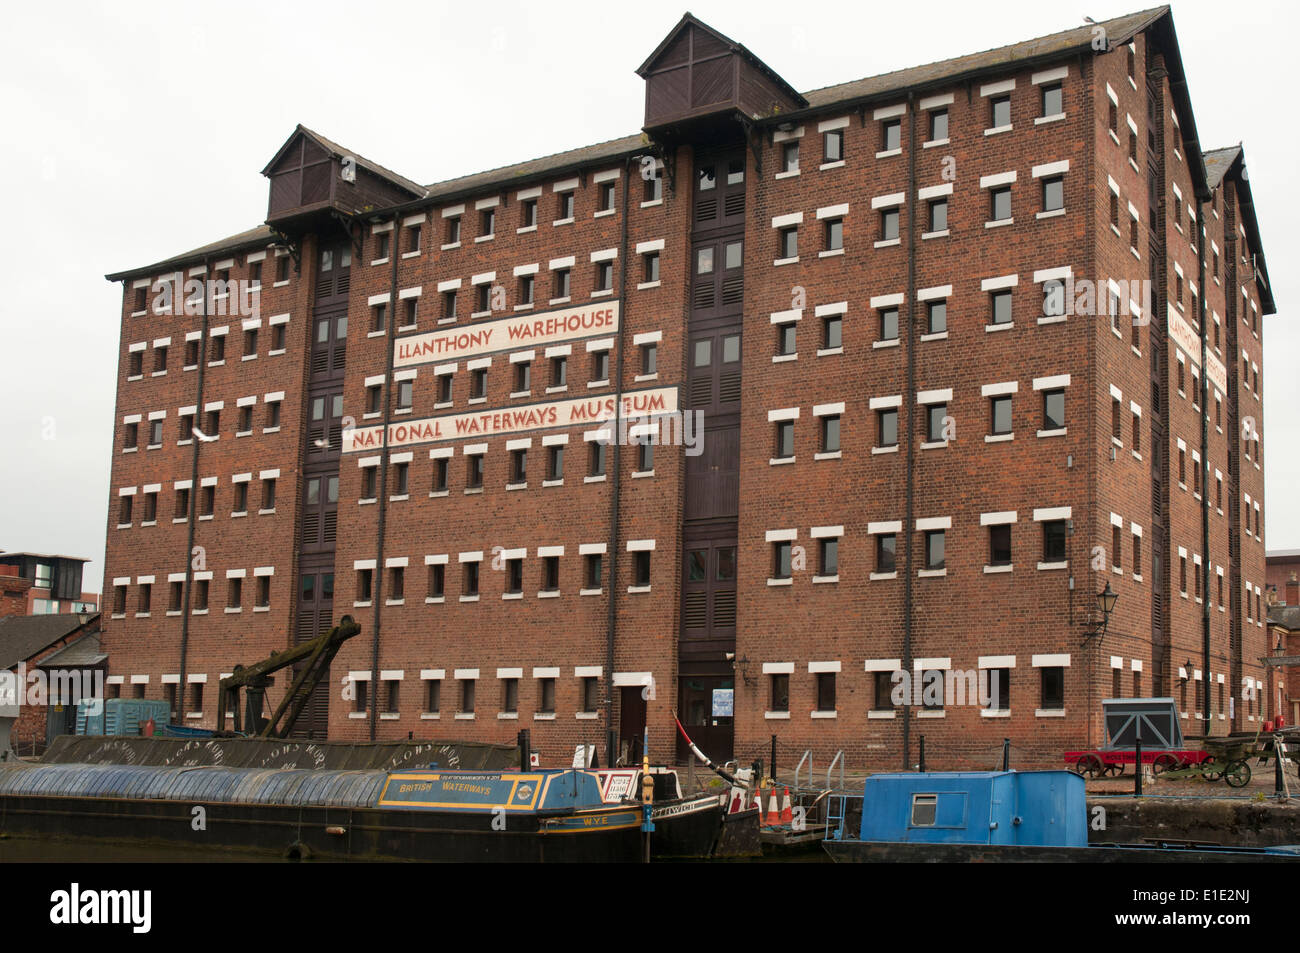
[771,734,777,782]
[1276,735,1284,796]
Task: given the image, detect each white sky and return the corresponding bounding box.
[0,0,1295,595]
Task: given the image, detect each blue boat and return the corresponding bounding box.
[824,770,1300,863]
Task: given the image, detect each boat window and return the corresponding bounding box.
[910,794,937,826]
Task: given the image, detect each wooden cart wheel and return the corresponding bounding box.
[1152,754,1178,775]
[1072,754,1103,778]
[1223,760,1252,788]
[1103,761,1126,777]
[1201,757,1224,782]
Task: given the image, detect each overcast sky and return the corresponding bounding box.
[1,0,1295,594]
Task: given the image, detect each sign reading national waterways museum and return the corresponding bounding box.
[343,386,680,453]
[394,302,619,368]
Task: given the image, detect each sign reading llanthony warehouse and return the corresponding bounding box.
[343,386,679,453]
[394,302,619,368]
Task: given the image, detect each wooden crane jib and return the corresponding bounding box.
[215,615,361,738]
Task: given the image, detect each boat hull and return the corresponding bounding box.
[823,839,1300,863]
[0,793,645,862]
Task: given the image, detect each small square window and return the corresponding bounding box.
[924,530,945,570]
[990,289,1012,325]
[1043,177,1064,213]
[1041,83,1063,118]
[772,541,792,579]
[775,420,794,459]
[926,301,947,335]
[924,404,949,443]
[879,307,899,342]
[881,119,901,152]
[823,315,841,350]
[1042,521,1067,562]
[779,227,798,260]
[1043,389,1066,430]
[990,95,1011,129]
[824,218,843,251]
[929,110,948,142]
[989,525,1012,566]
[877,409,898,448]
[927,200,946,233]
[823,129,843,163]
[776,323,797,357]
[820,415,840,453]
[990,395,1012,435]
[880,208,899,241]
[781,141,799,173]
[520,199,537,229]
[991,187,1012,221]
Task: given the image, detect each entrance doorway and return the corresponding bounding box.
[676,674,734,763]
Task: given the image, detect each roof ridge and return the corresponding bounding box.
[799,5,1168,100]
[422,131,645,191]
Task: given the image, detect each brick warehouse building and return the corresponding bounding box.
[101,5,1277,770]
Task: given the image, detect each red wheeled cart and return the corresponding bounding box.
[1064,697,1235,785]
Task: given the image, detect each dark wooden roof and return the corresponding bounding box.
[262,124,428,199]
[636,12,808,110]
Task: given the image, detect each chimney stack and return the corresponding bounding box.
[1287,572,1299,608]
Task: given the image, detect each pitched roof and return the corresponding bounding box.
[36,632,106,668]
[110,5,1261,299]
[105,224,277,283]
[636,13,808,109]
[0,614,99,671]
[802,7,1168,111]
[422,133,647,200]
[1203,146,1240,189]
[261,124,428,199]
[1269,604,1300,632]
[1199,144,1276,315]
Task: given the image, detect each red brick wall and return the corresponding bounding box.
[97,20,1275,771]
[0,574,31,618]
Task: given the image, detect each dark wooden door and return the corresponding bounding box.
[681,538,737,652]
[676,674,735,763]
[290,568,334,739]
[619,687,647,765]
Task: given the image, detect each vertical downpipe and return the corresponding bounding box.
[177,256,213,715]
[902,91,918,770]
[1196,197,1211,726]
[604,156,635,762]
[369,218,402,741]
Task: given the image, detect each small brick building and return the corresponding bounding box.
[0,613,104,755]
[100,6,1277,770]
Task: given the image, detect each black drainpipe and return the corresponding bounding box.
[902,91,918,770]
[1196,197,1211,724]
[177,256,213,714]
[603,156,636,762]
[368,217,402,741]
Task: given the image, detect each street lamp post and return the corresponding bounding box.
[1084,582,1119,749]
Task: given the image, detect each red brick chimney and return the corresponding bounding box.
[1288,572,1299,608]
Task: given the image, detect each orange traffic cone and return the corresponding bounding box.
[780,787,793,824]
[766,788,781,827]
[753,790,764,822]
